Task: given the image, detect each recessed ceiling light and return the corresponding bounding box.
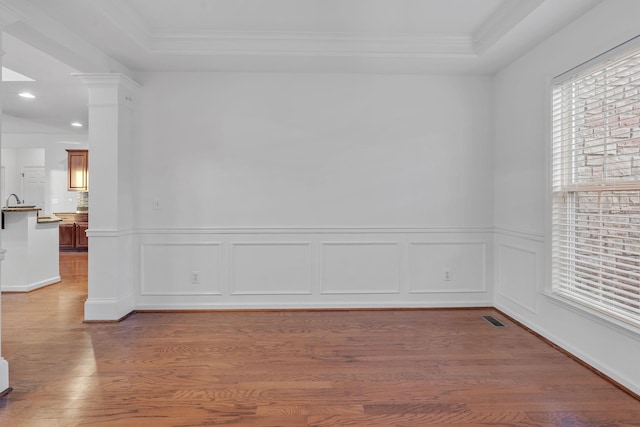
[71,122,83,127]
[18,92,36,99]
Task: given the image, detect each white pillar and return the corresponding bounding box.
[0,5,22,392]
[74,74,140,321]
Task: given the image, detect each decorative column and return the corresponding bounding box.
[0,3,26,395]
[74,74,140,321]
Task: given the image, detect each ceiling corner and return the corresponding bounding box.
[0,0,26,27]
[473,0,544,55]
[90,0,152,51]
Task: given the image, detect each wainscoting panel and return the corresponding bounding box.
[320,242,401,294]
[141,242,222,295]
[134,227,494,309]
[495,229,544,315]
[408,242,486,293]
[230,242,312,295]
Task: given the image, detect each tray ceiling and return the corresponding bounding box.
[0,0,603,133]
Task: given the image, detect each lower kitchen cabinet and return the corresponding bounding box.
[76,222,88,249]
[55,213,89,251]
[59,223,76,249]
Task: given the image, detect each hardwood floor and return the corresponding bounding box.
[1,252,639,426]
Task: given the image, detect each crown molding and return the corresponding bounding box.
[91,0,477,58]
[88,0,152,50]
[73,72,139,86]
[147,31,476,57]
[473,0,544,55]
[88,0,548,60]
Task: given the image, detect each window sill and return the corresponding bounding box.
[543,291,640,340]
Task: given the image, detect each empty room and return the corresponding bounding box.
[0,0,639,425]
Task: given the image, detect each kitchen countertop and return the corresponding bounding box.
[54,211,89,215]
[37,215,63,224]
[2,207,41,212]
[1,208,62,224]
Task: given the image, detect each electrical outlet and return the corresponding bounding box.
[191,271,200,284]
[444,270,452,281]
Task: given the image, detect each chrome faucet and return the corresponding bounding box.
[5,193,22,207]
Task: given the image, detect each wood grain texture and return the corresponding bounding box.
[1,252,639,426]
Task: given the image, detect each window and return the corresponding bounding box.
[552,39,640,329]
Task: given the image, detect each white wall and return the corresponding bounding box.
[0,148,44,205]
[134,73,493,228]
[1,134,88,213]
[131,72,495,309]
[493,0,640,395]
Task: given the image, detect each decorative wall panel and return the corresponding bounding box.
[497,241,538,314]
[141,242,222,295]
[135,228,493,309]
[409,242,486,293]
[230,242,312,295]
[320,242,401,294]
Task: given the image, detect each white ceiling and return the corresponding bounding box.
[0,0,603,133]
[2,33,88,134]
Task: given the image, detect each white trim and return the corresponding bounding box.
[496,302,640,396]
[496,243,538,315]
[0,276,60,293]
[473,0,543,54]
[544,291,640,340]
[150,32,475,57]
[72,73,141,90]
[229,242,313,296]
[88,0,478,57]
[132,226,495,235]
[134,300,494,311]
[140,242,223,296]
[408,241,487,294]
[319,241,402,295]
[84,295,135,321]
[86,229,134,238]
[494,225,545,242]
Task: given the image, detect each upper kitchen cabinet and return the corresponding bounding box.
[67,149,89,191]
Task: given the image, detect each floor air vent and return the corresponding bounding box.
[482,315,507,328]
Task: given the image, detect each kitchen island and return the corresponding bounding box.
[1,207,61,292]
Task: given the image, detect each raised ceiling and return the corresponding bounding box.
[0,0,603,132]
[7,0,603,74]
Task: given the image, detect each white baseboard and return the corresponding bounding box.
[85,294,135,321]
[1,276,61,293]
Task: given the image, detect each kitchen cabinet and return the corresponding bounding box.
[76,221,88,249]
[59,223,76,249]
[55,212,89,251]
[67,149,89,191]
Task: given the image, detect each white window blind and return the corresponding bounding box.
[552,40,640,328]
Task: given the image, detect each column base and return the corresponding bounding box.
[0,357,9,394]
[84,295,135,321]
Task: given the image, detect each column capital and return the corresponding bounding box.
[72,73,141,90]
[73,73,141,108]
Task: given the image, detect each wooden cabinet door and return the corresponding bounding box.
[59,224,76,249]
[76,223,89,249]
[67,150,89,191]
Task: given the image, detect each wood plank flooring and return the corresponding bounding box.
[1,252,639,426]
